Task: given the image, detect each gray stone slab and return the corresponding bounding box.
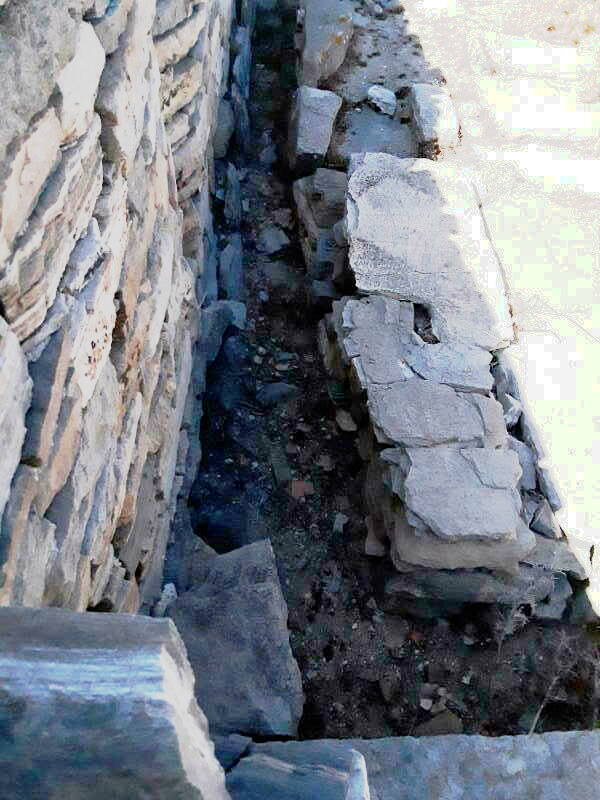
[168,540,304,737]
[329,107,417,167]
[299,0,354,87]
[346,154,514,350]
[227,741,370,800]
[235,733,600,800]
[0,607,228,800]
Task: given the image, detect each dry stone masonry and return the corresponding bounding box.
[0,0,244,614]
[289,0,596,620]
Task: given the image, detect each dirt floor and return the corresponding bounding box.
[189,5,600,741]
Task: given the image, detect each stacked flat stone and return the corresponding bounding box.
[319,154,585,617]
[0,0,243,613]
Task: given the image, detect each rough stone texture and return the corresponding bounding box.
[298,0,354,87]
[409,83,460,157]
[328,107,417,168]
[229,733,600,800]
[400,0,599,614]
[168,540,304,737]
[346,154,514,350]
[227,741,370,800]
[0,606,229,800]
[288,86,342,175]
[0,0,238,612]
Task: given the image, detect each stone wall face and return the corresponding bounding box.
[0,0,238,613]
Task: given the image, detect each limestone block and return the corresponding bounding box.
[346,154,514,350]
[155,4,207,70]
[169,540,304,737]
[154,0,200,37]
[0,0,79,167]
[166,107,193,148]
[0,109,62,262]
[367,380,502,447]
[0,607,230,800]
[409,83,459,157]
[214,98,235,158]
[56,22,105,143]
[95,0,155,169]
[288,86,342,175]
[367,84,397,116]
[0,115,103,342]
[0,320,31,527]
[237,732,600,800]
[232,26,252,99]
[299,0,354,87]
[89,0,135,55]
[397,446,523,543]
[161,55,203,119]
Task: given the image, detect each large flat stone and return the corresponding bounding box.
[346,154,514,350]
[168,539,304,737]
[0,607,229,800]
[232,732,600,800]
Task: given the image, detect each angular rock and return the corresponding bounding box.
[228,741,370,800]
[299,0,354,87]
[367,85,397,116]
[154,5,207,71]
[0,321,31,526]
[214,98,235,158]
[258,225,290,255]
[219,233,245,300]
[288,86,342,175]
[168,540,304,737]
[409,83,459,157]
[0,607,229,800]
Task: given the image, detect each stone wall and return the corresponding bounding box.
[0,0,243,613]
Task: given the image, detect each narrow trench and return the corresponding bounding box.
[183,3,598,741]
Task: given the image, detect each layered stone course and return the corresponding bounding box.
[289,0,592,618]
[0,0,243,613]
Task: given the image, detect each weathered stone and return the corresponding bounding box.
[299,0,354,87]
[414,710,463,736]
[0,321,31,527]
[328,107,417,167]
[56,21,105,144]
[287,86,342,175]
[522,533,587,581]
[228,741,370,800]
[409,83,460,157]
[153,0,199,37]
[155,4,207,70]
[90,0,135,54]
[214,734,253,771]
[238,732,600,800]
[258,224,290,255]
[346,154,514,350]
[224,162,242,229]
[214,98,235,158]
[531,497,563,540]
[0,607,229,799]
[367,85,397,116]
[169,540,304,737]
[367,380,503,447]
[397,446,522,543]
[219,233,244,300]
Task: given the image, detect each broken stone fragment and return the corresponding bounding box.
[168,540,304,737]
[227,741,370,800]
[288,86,342,175]
[367,85,397,116]
[0,607,229,800]
[409,83,460,157]
[328,106,417,168]
[258,224,290,255]
[214,98,235,158]
[298,0,354,87]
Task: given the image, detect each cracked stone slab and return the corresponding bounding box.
[367,380,504,448]
[346,154,514,350]
[337,295,493,392]
[384,446,523,543]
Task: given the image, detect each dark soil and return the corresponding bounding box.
[190,4,600,741]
